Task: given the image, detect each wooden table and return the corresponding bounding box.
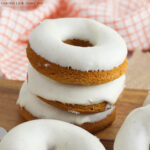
[0,78,148,150]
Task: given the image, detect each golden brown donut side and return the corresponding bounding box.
[26,44,128,85]
[38,91,123,114]
[80,108,116,133]
[39,96,107,114]
[18,105,116,133]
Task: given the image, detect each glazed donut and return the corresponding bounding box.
[27,64,125,113]
[27,18,128,85]
[143,94,150,106]
[114,101,150,150]
[0,119,105,150]
[17,82,116,133]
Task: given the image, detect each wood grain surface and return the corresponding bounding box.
[0,78,148,150]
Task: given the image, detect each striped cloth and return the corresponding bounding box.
[0,0,150,80]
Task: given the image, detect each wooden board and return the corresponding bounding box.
[0,78,148,150]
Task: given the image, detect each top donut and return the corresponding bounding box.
[27,18,128,85]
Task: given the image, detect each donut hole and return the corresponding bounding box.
[63,39,93,47]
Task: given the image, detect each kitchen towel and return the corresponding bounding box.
[0,0,150,80]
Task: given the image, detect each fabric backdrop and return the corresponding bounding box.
[0,0,150,80]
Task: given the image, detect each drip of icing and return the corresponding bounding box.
[0,120,105,150]
[17,82,115,125]
[28,64,125,105]
[29,18,127,71]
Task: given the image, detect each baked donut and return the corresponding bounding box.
[27,64,125,114]
[114,104,150,150]
[27,18,128,85]
[0,119,105,150]
[143,94,150,106]
[17,82,116,133]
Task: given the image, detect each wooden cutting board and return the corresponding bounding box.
[0,78,148,150]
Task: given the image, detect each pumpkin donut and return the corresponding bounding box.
[17,82,116,133]
[114,105,150,150]
[0,120,105,150]
[27,18,128,85]
[27,64,125,114]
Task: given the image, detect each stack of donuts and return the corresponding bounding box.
[17,18,128,133]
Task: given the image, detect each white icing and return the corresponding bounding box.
[0,127,7,141]
[29,18,127,71]
[28,64,125,105]
[0,119,105,150]
[17,82,115,125]
[143,94,150,106]
[114,104,150,150]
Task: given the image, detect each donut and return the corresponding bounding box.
[114,104,150,150]
[0,119,105,150]
[18,107,116,133]
[27,18,128,85]
[17,82,116,133]
[143,94,150,106]
[27,64,125,113]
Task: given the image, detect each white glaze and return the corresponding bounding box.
[28,64,125,105]
[29,18,127,71]
[114,104,150,150]
[17,82,115,125]
[143,94,150,106]
[0,119,105,150]
[0,127,7,141]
